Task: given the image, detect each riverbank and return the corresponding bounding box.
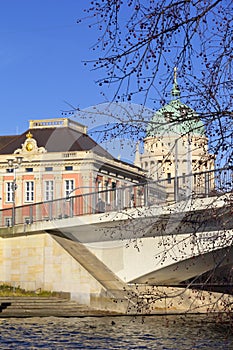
[1,283,233,318]
[1,289,233,318]
[0,296,120,318]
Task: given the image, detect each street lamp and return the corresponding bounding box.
[7,156,23,226]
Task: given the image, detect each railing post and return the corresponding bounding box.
[49,201,53,220]
[174,176,179,202]
[93,192,97,214]
[118,188,123,210]
[12,205,15,226]
[205,172,210,197]
[144,183,148,206]
[29,205,33,224]
[69,197,74,217]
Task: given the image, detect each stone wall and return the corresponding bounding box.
[0,233,114,308]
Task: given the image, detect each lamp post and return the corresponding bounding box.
[7,156,23,226]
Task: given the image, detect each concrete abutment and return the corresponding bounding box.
[0,231,232,315]
[0,232,130,313]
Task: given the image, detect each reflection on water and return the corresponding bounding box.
[0,315,232,349]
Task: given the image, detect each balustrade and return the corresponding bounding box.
[0,167,232,228]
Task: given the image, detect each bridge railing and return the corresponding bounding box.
[0,167,232,227]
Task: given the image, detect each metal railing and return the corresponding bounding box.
[0,167,232,228]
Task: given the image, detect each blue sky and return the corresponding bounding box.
[0,0,106,135]
[1,1,229,166]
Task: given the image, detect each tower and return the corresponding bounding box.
[136,68,215,199]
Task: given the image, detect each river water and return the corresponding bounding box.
[0,315,232,349]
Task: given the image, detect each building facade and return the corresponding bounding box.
[0,118,144,226]
[0,75,216,226]
[134,73,215,200]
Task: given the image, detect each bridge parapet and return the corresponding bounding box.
[0,167,232,228]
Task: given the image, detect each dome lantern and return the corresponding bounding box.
[171,67,180,100]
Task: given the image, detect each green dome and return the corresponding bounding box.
[147,72,205,138]
[147,99,205,138]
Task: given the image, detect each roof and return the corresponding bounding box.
[0,126,114,159]
[147,69,205,138]
[0,135,19,151]
[146,99,205,138]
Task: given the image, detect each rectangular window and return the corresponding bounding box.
[112,182,117,207]
[25,181,34,202]
[25,168,33,172]
[45,167,53,172]
[44,180,54,201]
[6,182,13,202]
[65,179,74,198]
[105,180,110,204]
[97,181,102,193]
[65,166,73,171]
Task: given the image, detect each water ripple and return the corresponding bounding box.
[0,315,232,349]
